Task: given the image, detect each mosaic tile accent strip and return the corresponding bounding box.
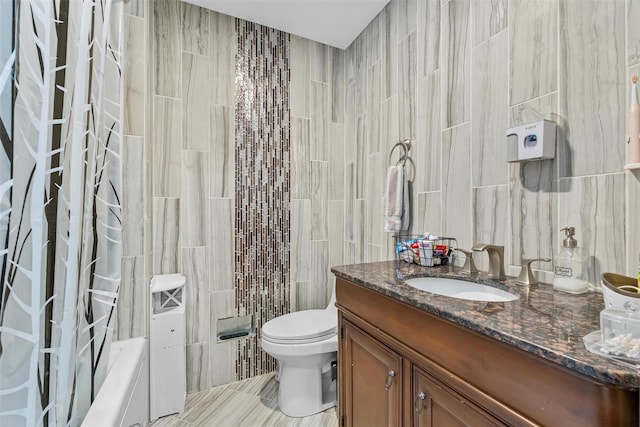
[235,20,290,380]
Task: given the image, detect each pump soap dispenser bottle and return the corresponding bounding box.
[553,227,589,294]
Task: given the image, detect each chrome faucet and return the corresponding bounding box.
[471,244,506,279]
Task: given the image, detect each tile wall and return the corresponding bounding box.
[117,0,640,395]
[118,0,343,392]
[346,0,640,283]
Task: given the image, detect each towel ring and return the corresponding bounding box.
[388,139,414,182]
[388,139,411,166]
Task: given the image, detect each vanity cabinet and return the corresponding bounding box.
[342,320,402,426]
[410,365,504,427]
[336,277,639,427]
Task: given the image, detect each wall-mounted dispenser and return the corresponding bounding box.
[506,120,557,162]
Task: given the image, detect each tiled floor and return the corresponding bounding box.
[151,373,339,426]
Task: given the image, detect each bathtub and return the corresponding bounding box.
[82,337,149,427]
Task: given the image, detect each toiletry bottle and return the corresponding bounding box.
[553,227,590,294]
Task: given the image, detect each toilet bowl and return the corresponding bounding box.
[261,295,337,417]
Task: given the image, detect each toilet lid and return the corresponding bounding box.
[262,309,337,343]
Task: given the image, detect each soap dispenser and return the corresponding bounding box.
[553,227,589,294]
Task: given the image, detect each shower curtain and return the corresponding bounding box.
[0,0,123,425]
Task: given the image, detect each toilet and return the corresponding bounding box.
[260,287,338,417]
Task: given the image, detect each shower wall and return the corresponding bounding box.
[118,0,344,392]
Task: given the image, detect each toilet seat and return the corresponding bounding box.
[262,309,336,344]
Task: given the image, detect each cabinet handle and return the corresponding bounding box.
[384,370,395,391]
[414,392,426,413]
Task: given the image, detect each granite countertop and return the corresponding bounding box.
[331,260,639,389]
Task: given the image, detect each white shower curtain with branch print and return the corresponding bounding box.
[0,1,123,425]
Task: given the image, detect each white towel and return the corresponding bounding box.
[400,171,410,231]
[384,166,404,233]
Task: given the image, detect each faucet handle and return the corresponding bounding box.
[453,248,478,274]
[516,258,551,285]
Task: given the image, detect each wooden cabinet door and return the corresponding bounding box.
[342,320,402,427]
[412,366,506,427]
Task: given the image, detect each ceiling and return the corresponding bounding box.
[182,0,390,49]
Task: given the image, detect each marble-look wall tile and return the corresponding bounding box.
[471,0,507,47]
[153,96,181,197]
[508,92,558,126]
[210,105,234,198]
[509,160,556,268]
[153,197,180,274]
[181,151,208,247]
[559,0,625,177]
[417,0,440,78]
[442,124,472,249]
[116,256,146,340]
[290,118,310,199]
[328,201,345,270]
[183,247,210,343]
[210,198,234,292]
[354,199,366,263]
[124,15,145,137]
[331,48,345,123]
[153,0,181,97]
[355,115,367,199]
[210,290,237,386]
[311,42,328,83]
[290,199,311,283]
[366,153,383,247]
[558,174,626,286]
[367,63,382,154]
[345,83,356,164]
[122,136,144,257]
[473,185,508,271]
[210,12,235,107]
[398,31,416,140]
[381,3,398,100]
[344,241,356,265]
[310,81,329,161]
[628,0,640,66]
[508,93,558,268]
[186,343,210,393]
[416,72,441,193]
[310,240,329,308]
[366,244,382,263]
[628,170,640,277]
[397,0,418,41]
[345,163,355,241]
[182,2,209,55]
[509,0,556,106]
[381,96,400,154]
[295,281,325,311]
[419,192,442,237]
[183,53,210,152]
[311,161,328,240]
[329,123,345,200]
[365,13,381,68]
[124,0,144,17]
[354,38,367,117]
[471,30,508,187]
[290,36,310,118]
[442,0,470,128]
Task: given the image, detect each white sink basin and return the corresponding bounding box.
[404,277,518,302]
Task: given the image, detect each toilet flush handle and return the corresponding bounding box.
[384,370,395,391]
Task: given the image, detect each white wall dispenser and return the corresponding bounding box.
[150,274,186,422]
[506,120,556,162]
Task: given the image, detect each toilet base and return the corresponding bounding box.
[276,352,337,418]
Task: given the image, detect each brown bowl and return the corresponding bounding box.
[601,272,640,298]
